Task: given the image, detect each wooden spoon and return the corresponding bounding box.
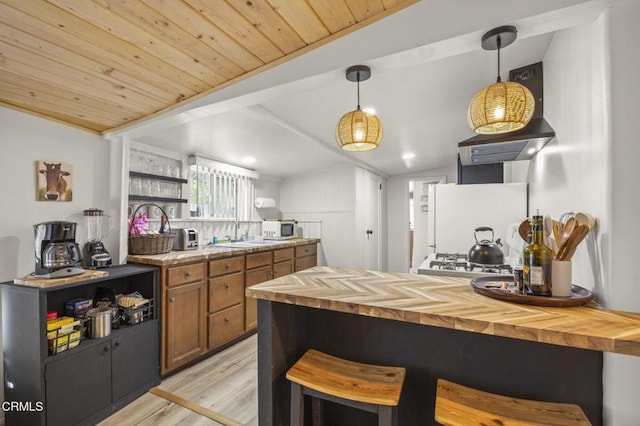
[518,219,531,242]
[558,224,590,261]
[552,220,562,246]
[560,217,576,247]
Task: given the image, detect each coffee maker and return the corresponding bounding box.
[34,221,84,279]
[82,208,112,269]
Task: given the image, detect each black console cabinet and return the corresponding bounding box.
[1,264,160,426]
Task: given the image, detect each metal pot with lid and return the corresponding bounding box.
[468,227,504,265]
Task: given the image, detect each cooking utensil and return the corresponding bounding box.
[559,217,576,246]
[552,220,562,246]
[468,227,504,265]
[556,224,590,261]
[87,306,112,338]
[518,219,531,242]
[575,212,596,230]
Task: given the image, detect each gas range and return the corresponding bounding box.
[418,252,513,278]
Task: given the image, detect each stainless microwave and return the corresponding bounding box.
[262,220,297,240]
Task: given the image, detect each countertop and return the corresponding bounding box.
[246,266,640,356]
[127,238,320,266]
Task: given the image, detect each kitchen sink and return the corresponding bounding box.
[223,240,284,248]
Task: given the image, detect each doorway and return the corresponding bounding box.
[408,176,446,272]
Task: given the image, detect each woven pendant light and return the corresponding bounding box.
[468,26,535,134]
[336,65,383,151]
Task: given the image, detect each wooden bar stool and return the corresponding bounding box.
[435,378,591,425]
[286,349,406,426]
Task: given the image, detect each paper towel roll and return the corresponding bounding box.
[254,197,276,208]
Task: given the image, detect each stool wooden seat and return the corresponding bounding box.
[286,349,406,425]
[435,379,591,425]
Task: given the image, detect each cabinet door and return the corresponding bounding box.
[166,281,207,371]
[208,272,244,312]
[46,342,112,426]
[295,255,317,272]
[112,320,160,402]
[208,304,244,349]
[245,265,272,330]
[273,260,294,278]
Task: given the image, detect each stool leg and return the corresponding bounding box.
[290,382,304,426]
[378,405,397,426]
[311,397,324,426]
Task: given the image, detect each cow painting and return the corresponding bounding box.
[37,161,73,201]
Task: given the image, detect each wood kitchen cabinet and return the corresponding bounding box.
[295,243,318,271]
[273,247,295,278]
[245,250,273,331]
[208,255,245,349]
[1,265,160,426]
[165,262,207,373]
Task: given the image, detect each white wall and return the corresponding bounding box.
[280,165,357,268]
[387,164,457,273]
[604,1,640,424]
[0,105,108,412]
[0,107,109,281]
[529,3,640,424]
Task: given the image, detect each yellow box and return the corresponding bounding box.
[46,316,74,331]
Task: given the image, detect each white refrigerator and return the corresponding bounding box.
[426,183,527,259]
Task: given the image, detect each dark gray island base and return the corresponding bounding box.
[257,301,602,425]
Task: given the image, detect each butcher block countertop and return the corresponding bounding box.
[246,266,640,356]
[127,238,320,266]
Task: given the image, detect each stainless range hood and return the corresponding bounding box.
[458,62,555,165]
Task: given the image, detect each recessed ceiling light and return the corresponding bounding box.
[242,156,256,164]
[402,153,415,160]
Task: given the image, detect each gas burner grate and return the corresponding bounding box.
[466,263,513,274]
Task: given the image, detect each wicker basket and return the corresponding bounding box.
[128,203,175,255]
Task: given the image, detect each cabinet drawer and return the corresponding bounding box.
[208,255,244,277]
[167,262,206,287]
[246,251,272,269]
[273,247,294,263]
[246,265,272,286]
[295,255,317,272]
[273,260,294,279]
[208,272,244,313]
[208,304,244,349]
[295,244,317,258]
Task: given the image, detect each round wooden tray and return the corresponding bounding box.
[470,276,594,307]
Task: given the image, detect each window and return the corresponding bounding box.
[188,156,257,220]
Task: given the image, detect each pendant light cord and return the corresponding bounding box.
[356,71,361,110]
[496,35,502,83]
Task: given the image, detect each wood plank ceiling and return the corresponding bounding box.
[0,0,417,134]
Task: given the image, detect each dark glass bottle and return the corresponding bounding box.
[523,215,553,296]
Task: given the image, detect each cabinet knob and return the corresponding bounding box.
[186,271,192,277]
[224,317,230,322]
[225,264,230,269]
[169,296,175,303]
[224,283,230,288]
[104,345,111,352]
[268,271,273,277]
[114,340,121,347]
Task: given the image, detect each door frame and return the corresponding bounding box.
[406,176,446,272]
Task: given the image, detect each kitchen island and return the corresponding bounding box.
[247,266,640,425]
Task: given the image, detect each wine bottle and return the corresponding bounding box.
[523,214,553,296]
[159,215,167,234]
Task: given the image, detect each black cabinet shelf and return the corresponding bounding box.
[1,264,160,426]
[129,171,188,184]
[128,195,188,204]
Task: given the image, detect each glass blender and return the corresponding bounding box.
[82,208,112,268]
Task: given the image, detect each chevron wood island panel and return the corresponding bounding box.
[246,266,640,356]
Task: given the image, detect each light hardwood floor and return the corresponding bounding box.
[99,334,258,426]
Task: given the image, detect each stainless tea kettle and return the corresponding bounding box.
[468,227,504,265]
